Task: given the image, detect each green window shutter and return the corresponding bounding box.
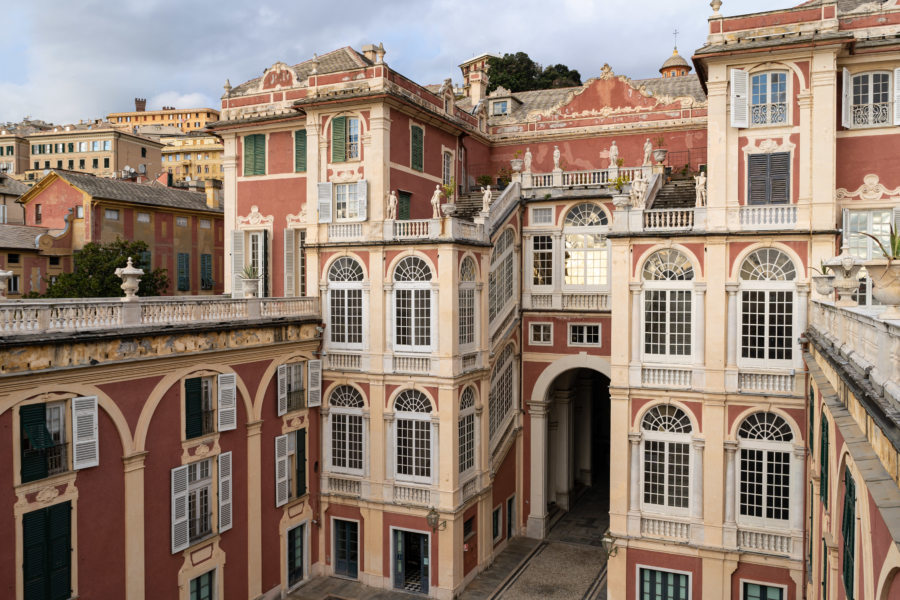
[21,403,50,484]
[48,502,71,600]
[331,117,346,163]
[243,135,255,176]
[398,192,411,221]
[748,154,769,205]
[139,250,151,270]
[185,378,203,439]
[200,254,212,288]
[842,469,856,600]
[23,502,71,600]
[295,130,307,172]
[296,429,307,497]
[411,126,424,171]
[177,253,190,291]
[23,507,48,599]
[820,414,829,507]
[253,134,266,175]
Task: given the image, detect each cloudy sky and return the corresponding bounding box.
[1,0,791,125]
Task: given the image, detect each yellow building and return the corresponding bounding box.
[107,98,219,134]
[160,133,224,185]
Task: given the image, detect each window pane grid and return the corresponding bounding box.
[533,235,553,286]
[459,289,475,345]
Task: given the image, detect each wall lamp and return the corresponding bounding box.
[601,527,619,558]
[426,507,447,533]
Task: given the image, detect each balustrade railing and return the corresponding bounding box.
[644,208,695,231]
[393,484,431,506]
[739,205,797,230]
[641,516,691,540]
[328,222,363,240]
[392,354,431,374]
[392,219,433,240]
[326,352,362,370]
[487,182,520,233]
[738,371,795,394]
[326,476,361,497]
[641,366,692,389]
[529,173,553,188]
[738,528,792,555]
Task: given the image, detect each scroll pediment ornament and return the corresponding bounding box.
[238,205,274,229]
[36,486,60,504]
[741,137,796,155]
[330,169,360,183]
[286,208,307,227]
[835,174,900,202]
[259,61,298,91]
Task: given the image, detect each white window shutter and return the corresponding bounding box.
[307,359,322,407]
[892,207,900,232]
[283,228,295,297]
[317,182,333,223]
[231,230,245,299]
[356,179,368,221]
[275,434,290,507]
[171,465,190,553]
[218,451,233,533]
[843,68,852,129]
[894,68,900,126]
[730,69,749,129]
[71,395,99,470]
[217,373,237,431]
[277,364,288,416]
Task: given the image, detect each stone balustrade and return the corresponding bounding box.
[0,295,320,336]
[643,207,695,231]
[525,166,651,190]
[739,204,798,230]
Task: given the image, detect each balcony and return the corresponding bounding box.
[523,292,610,311]
[738,204,797,231]
[523,166,651,192]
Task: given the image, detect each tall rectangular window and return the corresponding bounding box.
[740,290,793,363]
[184,377,214,439]
[842,470,856,600]
[190,570,214,600]
[23,501,71,600]
[442,151,452,186]
[532,235,553,286]
[177,252,190,291]
[751,72,787,126]
[395,289,431,349]
[847,209,893,305]
[410,125,424,172]
[459,287,475,346]
[820,414,829,507]
[748,152,790,205]
[187,459,212,543]
[20,402,67,483]
[243,134,266,176]
[200,254,213,290]
[287,525,305,587]
[644,290,692,357]
[851,72,891,127]
[639,568,689,600]
[334,183,360,221]
[294,129,307,172]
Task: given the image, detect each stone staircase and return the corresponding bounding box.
[649,179,695,211]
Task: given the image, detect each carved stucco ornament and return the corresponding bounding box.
[238,205,274,229]
[286,209,307,227]
[36,486,60,504]
[835,174,900,202]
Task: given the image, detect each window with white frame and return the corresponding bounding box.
[105,208,119,221]
[335,183,361,221]
[531,207,554,225]
[739,249,796,367]
[751,72,788,126]
[742,582,784,600]
[329,386,365,475]
[846,209,895,305]
[564,203,609,288]
[394,257,433,352]
[190,569,215,600]
[137,212,150,223]
[328,257,364,349]
[641,405,692,513]
[639,568,690,600]
[851,72,891,127]
[442,151,453,187]
[458,387,476,475]
[532,235,553,287]
[569,323,600,346]
[738,412,793,526]
[278,362,305,413]
[642,249,694,361]
[489,229,515,323]
[488,344,515,442]
[492,100,508,116]
[459,257,477,347]
[394,390,433,484]
[187,459,212,543]
[529,322,552,345]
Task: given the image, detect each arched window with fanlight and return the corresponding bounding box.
[641,405,693,515]
[641,249,695,362]
[564,203,609,290]
[393,389,434,484]
[738,412,794,527]
[489,229,516,324]
[459,257,478,348]
[739,248,797,368]
[393,256,434,352]
[458,387,476,475]
[328,385,365,476]
[327,257,365,350]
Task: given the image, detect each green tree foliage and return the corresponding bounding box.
[487,52,582,94]
[42,239,170,298]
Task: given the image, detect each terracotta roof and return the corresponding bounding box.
[0,224,47,249]
[0,174,28,197]
[695,29,851,55]
[38,171,221,214]
[230,47,372,95]
[797,0,891,14]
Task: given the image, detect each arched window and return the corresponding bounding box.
[738,412,793,525]
[642,249,694,360]
[458,387,476,475]
[329,386,365,475]
[459,257,477,347]
[489,229,515,323]
[393,257,433,352]
[564,203,609,288]
[488,344,516,443]
[739,248,796,367]
[394,390,433,484]
[328,257,364,349]
[641,405,692,513]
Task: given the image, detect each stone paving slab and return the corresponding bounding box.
[496,542,607,600]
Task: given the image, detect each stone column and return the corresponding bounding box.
[526,401,550,539]
[553,389,573,510]
[627,432,642,536]
[725,282,739,392]
[723,440,738,548]
[629,282,642,387]
[123,452,148,600]
[691,437,705,544]
[790,445,806,559]
[384,413,395,481]
[693,283,707,389]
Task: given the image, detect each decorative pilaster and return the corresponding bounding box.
[627,432,642,535]
[693,283,707,389]
[796,283,809,372]
[526,401,550,539]
[123,451,148,600]
[629,282,643,387]
[725,282,739,392]
[691,437,705,544]
[246,420,264,598]
[723,440,738,548]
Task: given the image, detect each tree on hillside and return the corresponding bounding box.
[42,239,170,298]
[487,52,582,93]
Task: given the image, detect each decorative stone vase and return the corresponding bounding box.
[652,148,668,165]
[510,158,524,173]
[0,269,12,300]
[114,257,144,301]
[811,274,836,296]
[863,260,900,320]
[241,278,259,298]
[441,203,457,216]
[825,246,863,307]
[612,193,631,209]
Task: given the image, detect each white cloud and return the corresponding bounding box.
[147,92,216,111]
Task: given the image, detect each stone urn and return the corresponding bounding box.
[825,245,863,307]
[510,158,524,173]
[241,278,259,298]
[0,269,12,300]
[114,257,144,301]
[441,203,457,216]
[653,148,668,165]
[811,274,836,296]
[612,193,632,209]
[863,259,900,320]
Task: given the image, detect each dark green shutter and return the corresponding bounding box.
[185,378,203,439]
[411,126,424,171]
[23,508,48,599]
[244,135,265,176]
[769,152,790,204]
[809,386,815,451]
[243,135,255,176]
[332,117,346,163]
[748,154,769,205]
[398,192,411,221]
[177,253,190,291]
[47,502,71,600]
[200,254,212,288]
[23,502,71,600]
[139,250,151,270]
[296,429,307,497]
[842,469,856,600]
[820,414,829,507]
[295,130,307,172]
[21,404,50,484]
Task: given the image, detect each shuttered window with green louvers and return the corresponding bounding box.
[411,125,424,172]
[243,134,266,176]
[21,403,52,483]
[185,377,204,439]
[23,501,71,600]
[295,429,307,497]
[177,253,190,291]
[748,152,790,205]
[332,117,346,163]
[820,413,829,507]
[295,129,307,172]
[842,468,856,600]
[200,254,213,290]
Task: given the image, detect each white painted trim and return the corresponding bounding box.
[635,564,693,600]
[330,516,361,579]
[566,323,602,347]
[388,526,432,594]
[285,520,310,592]
[529,322,554,346]
[738,578,788,600]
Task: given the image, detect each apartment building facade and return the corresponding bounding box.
[108,100,220,134]
[161,133,225,185]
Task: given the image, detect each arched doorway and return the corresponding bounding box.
[526,357,611,539]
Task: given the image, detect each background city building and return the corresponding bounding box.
[107,98,220,134]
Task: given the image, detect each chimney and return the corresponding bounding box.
[206,179,223,209]
[135,97,147,112]
[361,44,377,62]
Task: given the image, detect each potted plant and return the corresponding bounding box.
[510,150,524,173]
[863,226,900,320]
[612,174,632,208]
[653,136,668,165]
[616,157,625,168]
[240,265,260,298]
[476,174,492,188]
[441,177,458,216]
[810,261,836,296]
